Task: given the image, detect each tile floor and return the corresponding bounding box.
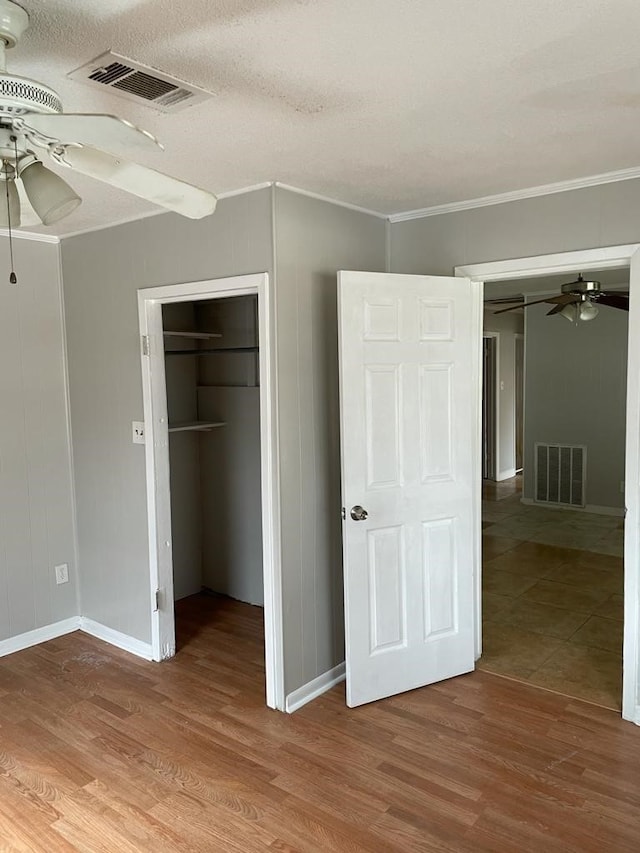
[480,476,624,710]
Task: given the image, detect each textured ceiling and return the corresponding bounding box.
[9,0,640,236]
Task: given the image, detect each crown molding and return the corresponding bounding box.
[274,182,388,219]
[58,183,275,241]
[389,165,640,223]
[217,182,273,199]
[0,228,59,243]
[58,208,166,240]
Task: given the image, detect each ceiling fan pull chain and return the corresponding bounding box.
[4,150,16,284]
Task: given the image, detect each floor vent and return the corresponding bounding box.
[535,443,586,507]
[68,52,214,113]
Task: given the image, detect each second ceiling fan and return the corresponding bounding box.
[491,274,629,322]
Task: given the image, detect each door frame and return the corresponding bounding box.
[137,272,285,711]
[456,244,640,724]
[514,332,524,473]
[482,331,500,481]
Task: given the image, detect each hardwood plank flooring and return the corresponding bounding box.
[1,593,639,852]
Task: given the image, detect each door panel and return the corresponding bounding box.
[338,271,478,708]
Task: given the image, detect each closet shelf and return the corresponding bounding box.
[164,330,222,340]
[197,384,259,390]
[168,421,226,433]
[165,346,259,356]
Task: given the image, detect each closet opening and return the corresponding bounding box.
[138,273,284,710]
[163,292,264,645]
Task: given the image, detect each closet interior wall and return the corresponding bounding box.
[162,295,263,607]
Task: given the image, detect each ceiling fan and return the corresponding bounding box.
[488,274,629,322]
[0,0,217,232]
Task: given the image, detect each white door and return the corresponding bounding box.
[338,271,479,707]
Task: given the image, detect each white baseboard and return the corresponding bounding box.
[520,497,625,517]
[79,618,154,661]
[496,468,517,482]
[0,616,81,657]
[285,661,346,713]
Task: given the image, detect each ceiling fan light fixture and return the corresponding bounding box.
[0,175,20,227]
[560,303,578,323]
[19,158,81,225]
[579,299,599,322]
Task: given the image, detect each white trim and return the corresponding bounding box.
[497,468,517,482]
[459,244,640,725]
[285,662,346,713]
[58,184,273,241]
[274,182,387,220]
[623,248,640,725]
[267,186,285,709]
[0,617,80,657]
[471,279,484,661]
[520,497,625,518]
[59,208,167,240]
[389,167,640,223]
[137,273,285,710]
[0,228,59,243]
[79,618,154,660]
[456,246,640,283]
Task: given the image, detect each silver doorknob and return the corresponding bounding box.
[350,505,368,521]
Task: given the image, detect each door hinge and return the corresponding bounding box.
[142,335,150,356]
[153,588,161,612]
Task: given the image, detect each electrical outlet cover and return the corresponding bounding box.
[132,421,145,444]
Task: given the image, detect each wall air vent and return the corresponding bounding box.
[67,52,214,113]
[535,443,586,507]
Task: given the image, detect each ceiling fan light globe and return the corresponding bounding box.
[579,300,599,322]
[0,176,20,227]
[560,303,578,322]
[20,160,81,225]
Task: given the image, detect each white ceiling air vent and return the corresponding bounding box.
[68,51,214,114]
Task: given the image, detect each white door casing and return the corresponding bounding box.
[137,272,284,711]
[338,271,479,708]
[456,244,640,725]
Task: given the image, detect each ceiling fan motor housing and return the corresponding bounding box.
[0,73,62,115]
[561,277,601,297]
[0,2,61,117]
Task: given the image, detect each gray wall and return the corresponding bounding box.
[197,296,263,606]
[390,181,640,505]
[273,187,386,692]
[483,311,524,479]
[62,185,386,696]
[0,238,78,641]
[200,386,263,604]
[523,301,628,509]
[390,179,640,274]
[61,189,273,644]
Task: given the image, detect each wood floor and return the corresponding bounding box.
[1,594,640,852]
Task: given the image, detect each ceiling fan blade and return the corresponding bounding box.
[21,113,162,153]
[57,145,217,219]
[547,298,579,315]
[485,296,524,305]
[494,293,571,314]
[596,293,629,311]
